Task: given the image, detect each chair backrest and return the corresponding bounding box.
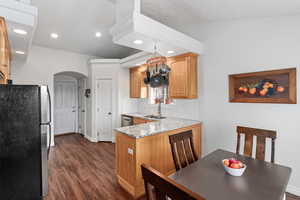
[169,130,198,171]
[141,164,205,200]
[236,126,277,163]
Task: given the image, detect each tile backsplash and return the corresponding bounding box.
[137,98,200,120]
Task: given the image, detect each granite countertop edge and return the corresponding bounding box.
[116,113,201,139]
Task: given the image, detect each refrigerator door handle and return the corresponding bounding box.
[46,86,52,159]
[47,123,51,159]
[47,86,52,123]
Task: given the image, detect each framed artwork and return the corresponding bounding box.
[229,68,296,104]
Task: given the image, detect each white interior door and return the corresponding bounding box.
[54,81,77,135]
[96,79,113,142]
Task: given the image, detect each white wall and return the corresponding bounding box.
[196,16,300,194]
[11,45,92,145]
[137,15,300,194]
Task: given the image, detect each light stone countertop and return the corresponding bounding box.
[121,113,160,121]
[115,113,201,139]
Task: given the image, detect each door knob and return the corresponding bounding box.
[72,110,76,112]
[108,112,112,115]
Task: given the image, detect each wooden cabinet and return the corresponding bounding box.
[130,66,148,98]
[129,53,198,99]
[133,117,153,125]
[0,17,11,84]
[168,53,198,99]
[115,123,202,199]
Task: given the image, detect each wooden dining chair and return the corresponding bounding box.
[169,130,198,171]
[236,126,277,163]
[141,164,205,200]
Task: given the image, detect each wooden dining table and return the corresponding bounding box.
[169,149,291,200]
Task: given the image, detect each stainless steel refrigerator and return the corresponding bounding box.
[0,85,52,200]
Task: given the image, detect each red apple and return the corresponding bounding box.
[230,163,241,169]
[237,161,244,168]
[228,158,236,164]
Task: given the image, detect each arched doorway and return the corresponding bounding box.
[53,71,87,137]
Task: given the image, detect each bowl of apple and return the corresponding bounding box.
[222,158,247,177]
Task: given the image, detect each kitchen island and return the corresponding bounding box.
[115,114,202,199]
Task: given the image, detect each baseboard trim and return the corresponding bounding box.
[54,132,77,137]
[85,135,98,143]
[287,185,300,197]
[117,175,135,197]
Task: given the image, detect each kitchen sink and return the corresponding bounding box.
[144,115,166,119]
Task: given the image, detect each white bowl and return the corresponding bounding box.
[222,159,247,177]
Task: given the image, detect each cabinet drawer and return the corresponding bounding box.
[133,117,153,125]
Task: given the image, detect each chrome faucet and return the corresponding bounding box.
[157,99,162,118]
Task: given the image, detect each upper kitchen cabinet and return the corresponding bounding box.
[168,53,198,99]
[130,65,148,98]
[0,17,11,84]
[129,53,198,99]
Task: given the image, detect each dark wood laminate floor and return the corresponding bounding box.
[44,134,134,200]
[44,134,299,200]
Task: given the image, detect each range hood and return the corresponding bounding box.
[110,0,204,56]
[0,0,38,61]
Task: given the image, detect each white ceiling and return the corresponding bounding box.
[142,0,300,28]
[30,0,300,58]
[31,0,139,58]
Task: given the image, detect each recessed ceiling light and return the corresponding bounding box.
[95,32,102,37]
[15,51,25,55]
[51,33,59,39]
[133,40,143,45]
[13,29,27,35]
[167,50,175,54]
